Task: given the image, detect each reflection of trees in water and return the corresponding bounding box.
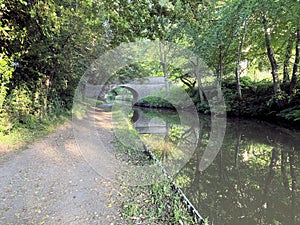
[144,124,198,164]
[175,120,300,225]
[161,121,171,161]
[136,108,300,225]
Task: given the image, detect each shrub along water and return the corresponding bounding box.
[112,105,200,224]
[136,76,300,125]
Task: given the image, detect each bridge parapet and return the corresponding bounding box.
[84,76,166,103]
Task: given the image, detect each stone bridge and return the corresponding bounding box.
[85,76,166,104]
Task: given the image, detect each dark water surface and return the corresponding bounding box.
[131,107,300,225]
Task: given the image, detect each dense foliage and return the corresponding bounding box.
[1,1,299,224]
[1,0,300,134]
[0,0,107,133]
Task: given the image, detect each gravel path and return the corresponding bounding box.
[0,108,126,225]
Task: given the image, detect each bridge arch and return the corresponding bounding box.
[94,76,166,104]
[105,85,139,103]
[118,85,139,103]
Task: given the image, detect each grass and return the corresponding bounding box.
[112,102,200,224]
[112,102,152,165]
[0,95,105,154]
[0,111,70,155]
[121,180,200,225]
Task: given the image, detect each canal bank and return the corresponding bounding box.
[111,103,203,224]
[130,106,300,225]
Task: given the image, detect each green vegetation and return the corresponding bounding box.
[137,76,300,124]
[121,181,198,225]
[0,112,68,153]
[136,85,201,110]
[137,96,175,109]
[1,0,300,141]
[0,0,104,146]
[112,104,199,224]
[108,87,134,102]
[221,77,300,121]
[1,1,300,222]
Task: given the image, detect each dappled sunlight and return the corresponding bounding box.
[142,135,176,162]
[29,124,82,162]
[241,143,273,164]
[0,121,124,224]
[94,108,113,131]
[0,144,12,157]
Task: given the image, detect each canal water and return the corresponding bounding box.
[131,107,300,225]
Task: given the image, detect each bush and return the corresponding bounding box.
[277,106,300,122]
[137,96,175,109]
[219,76,275,117]
[136,86,196,109]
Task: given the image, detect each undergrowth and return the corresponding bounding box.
[121,181,199,225]
[0,111,69,153]
[112,103,200,224]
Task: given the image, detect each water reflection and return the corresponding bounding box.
[132,107,200,176]
[132,107,300,225]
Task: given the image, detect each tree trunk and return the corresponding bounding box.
[195,56,204,102]
[235,56,243,100]
[218,148,223,180]
[290,28,300,94]
[218,45,223,83]
[263,17,281,93]
[235,21,247,100]
[180,76,197,97]
[283,34,293,85]
[159,41,170,94]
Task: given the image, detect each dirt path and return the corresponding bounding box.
[0,108,126,225]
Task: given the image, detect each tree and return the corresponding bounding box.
[262,16,281,93]
[0,0,107,125]
[290,28,300,94]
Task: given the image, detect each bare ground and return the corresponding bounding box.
[0,108,126,225]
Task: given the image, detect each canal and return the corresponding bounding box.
[131,106,300,225]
